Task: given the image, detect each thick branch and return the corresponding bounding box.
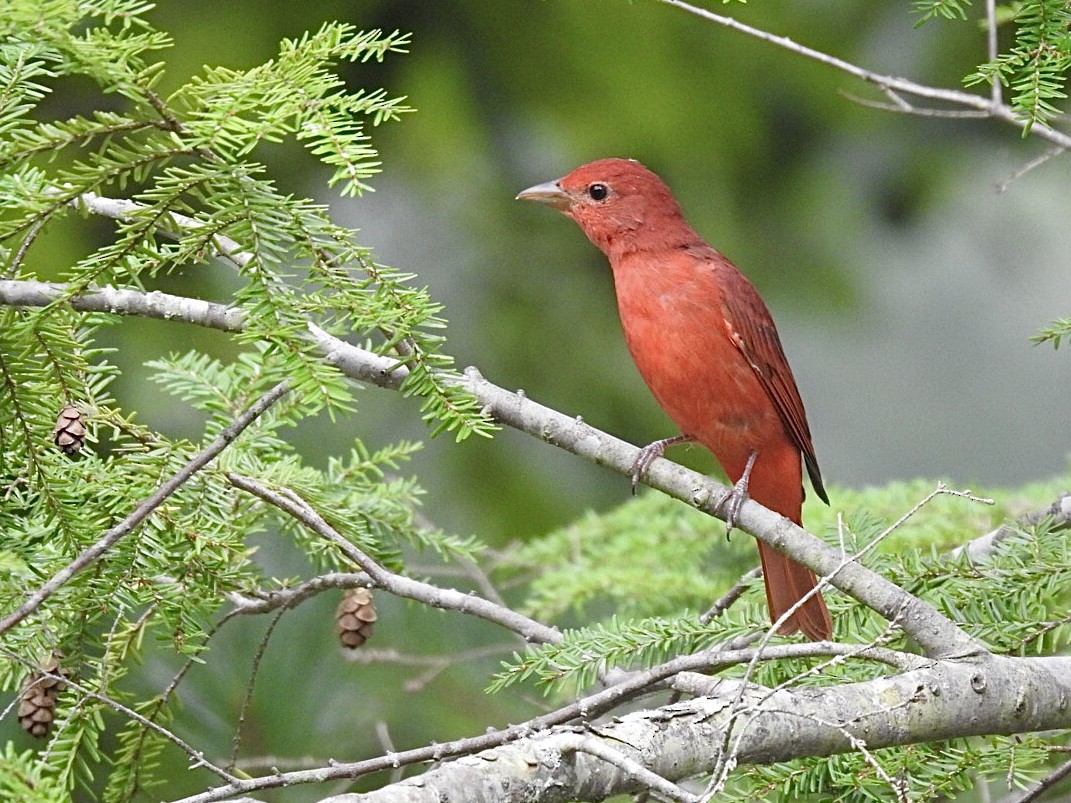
[169,637,925,803]
[316,655,1071,803]
[0,279,244,331]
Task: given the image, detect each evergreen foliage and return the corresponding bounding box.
[917,0,1071,133]
[0,0,489,797]
[0,1,1068,801]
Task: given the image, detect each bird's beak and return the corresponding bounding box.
[516,180,571,211]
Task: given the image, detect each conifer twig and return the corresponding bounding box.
[0,647,241,784]
[0,380,290,638]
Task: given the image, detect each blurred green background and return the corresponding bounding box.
[8,1,1071,799]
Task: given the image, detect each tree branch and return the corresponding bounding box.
[0,279,244,332]
[309,655,1071,803]
[167,636,932,803]
[954,492,1071,563]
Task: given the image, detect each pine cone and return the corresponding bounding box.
[18,654,69,738]
[336,587,377,648]
[53,405,87,455]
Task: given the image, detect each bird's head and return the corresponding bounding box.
[517,158,692,257]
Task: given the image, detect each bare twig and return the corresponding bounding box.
[342,644,518,693]
[226,474,562,645]
[0,380,291,638]
[986,0,1002,106]
[655,0,1071,150]
[375,721,405,784]
[699,567,762,623]
[997,146,1069,193]
[228,607,287,772]
[1003,754,1071,803]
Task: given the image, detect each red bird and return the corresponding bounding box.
[517,158,832,641]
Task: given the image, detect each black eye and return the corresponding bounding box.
[588,183,609,201]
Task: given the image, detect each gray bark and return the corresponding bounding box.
[322,655,1071,802]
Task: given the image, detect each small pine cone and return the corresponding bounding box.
[18,654,69,738]
[53,405,87,455]
[336,587,377,649]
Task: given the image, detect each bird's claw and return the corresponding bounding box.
[717,482,748,539]
[718,450,757,539]
[630,446,658,494]
[629,435,692,494]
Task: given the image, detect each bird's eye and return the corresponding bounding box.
[587,183,609,201]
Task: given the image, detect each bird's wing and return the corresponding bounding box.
[716,262,828,504]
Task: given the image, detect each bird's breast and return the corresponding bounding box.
[610,256,783,464]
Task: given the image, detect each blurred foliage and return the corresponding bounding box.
[0,1,1069,802]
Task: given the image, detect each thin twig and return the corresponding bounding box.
[996,147,1068,193]
[228,607,288,772]
[838,90,992,118]
[226,474,562,645]
[699,567,762,624]
[1001,755,1071,803]
[0,380,291,638]
[654,0,1071,150]
[375,721,405,784]
[986,0,1002,106]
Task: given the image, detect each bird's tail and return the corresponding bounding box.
[756,541,832,641]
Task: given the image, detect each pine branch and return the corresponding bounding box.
[954,492,1071,562]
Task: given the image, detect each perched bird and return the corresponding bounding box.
[517,158,832,640]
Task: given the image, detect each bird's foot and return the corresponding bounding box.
[630,435,693,494]
[717,450,757,539]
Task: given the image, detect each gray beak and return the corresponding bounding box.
[516,180,571,211]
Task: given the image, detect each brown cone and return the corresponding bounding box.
[53,405,87,455]
[18,653,69,738]
[336,587,377,648]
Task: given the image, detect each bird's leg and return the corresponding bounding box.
[630,434,694,493]
[718,450,757,539]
